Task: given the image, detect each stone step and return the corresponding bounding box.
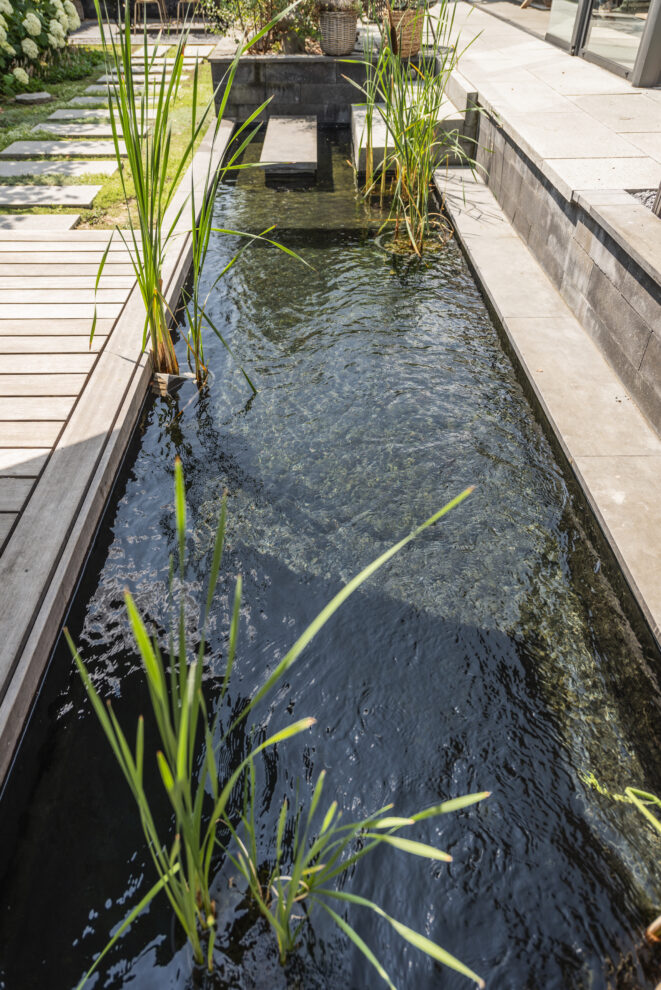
[33,122,144,138]
[85,84,142,95]
[0,213,80,230]
[260,115,317,177]
[0,140,126,158]
[49,107,157,120]
[69,96,111,106]
[97,72,175,83]
[351,96,467,174]
[0,160,117,178]
[0,185,102,208]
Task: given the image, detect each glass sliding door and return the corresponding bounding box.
[582,0,651,73]
[547,0,584,46]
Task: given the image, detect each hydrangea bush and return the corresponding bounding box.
[0,0,81,93]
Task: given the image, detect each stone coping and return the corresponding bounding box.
[437,166,661,649]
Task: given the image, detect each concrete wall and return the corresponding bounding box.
[475,113,661,434]
[211,54,375,124]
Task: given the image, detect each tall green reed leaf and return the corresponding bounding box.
[70,460,473,982]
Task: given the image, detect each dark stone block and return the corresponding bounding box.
[586,262,652,370]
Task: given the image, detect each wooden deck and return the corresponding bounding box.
[0,118,234,784]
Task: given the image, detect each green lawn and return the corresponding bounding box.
[0,51,215,228]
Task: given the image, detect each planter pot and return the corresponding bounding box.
[319,11,358,56]
[388,6,424,57]
[152,372,196,396]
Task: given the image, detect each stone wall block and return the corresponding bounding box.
[586,263,653,370]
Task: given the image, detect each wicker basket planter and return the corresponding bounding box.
[319,10,358,56]
[388,6,424,57]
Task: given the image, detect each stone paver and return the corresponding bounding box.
[0,140,126,158]
[0,214,80,230]
[0,186,102,208]
[15,91,52,105]
[69,96,111,106]
[33,122,129,138]
[0,159,117,178]
[545,157,661,194]
[261,116,318,175]
[49,107,156,120]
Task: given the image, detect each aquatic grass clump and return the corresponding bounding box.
[350,0,478,254]
[91,1,301,382]
[69,462,481,986]
[230,764,489,987]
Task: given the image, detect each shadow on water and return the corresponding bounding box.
[1,128,661,990]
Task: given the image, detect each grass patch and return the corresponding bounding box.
[0,53,214,229]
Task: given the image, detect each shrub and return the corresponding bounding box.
[0,0,80,94]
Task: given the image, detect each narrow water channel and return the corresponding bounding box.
[1,130,660,990]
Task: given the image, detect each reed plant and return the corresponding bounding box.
[69,463,476,985]
[229,763,488,987]
[351,0,476,254]
[91,1,300,380]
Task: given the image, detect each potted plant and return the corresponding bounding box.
[388,0,425,57]
[319,0,361,56]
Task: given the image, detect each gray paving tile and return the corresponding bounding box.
[261,115,317,174]
[0,159,117,178]
[545,157,661,194]
[625,132,661,164]
[0,213,80,229]
[0,140,126,158]
[49,107,156,120]
[33,122,128,138]
[503,109,644,159]
[572,93,661,133]
[0,185,102,207]
[69,96,111,106]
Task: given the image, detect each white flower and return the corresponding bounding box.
[1,39,14,54]
[67,10,79,28]
[0,13,7,28]
[56,9,68,28]
[23,11,42,35]
[21,36,40,58]
[63,0,75,13]
[12,66,29,85]
[0,22,6,42]
[0,0,12,16]
[46,30,57,45]
[49,17,64,34]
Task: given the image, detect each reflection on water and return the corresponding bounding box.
[0,131,660,990]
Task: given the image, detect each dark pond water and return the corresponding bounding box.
[1,131,661,990]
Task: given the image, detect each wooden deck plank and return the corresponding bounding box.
[0,422,64,445]
[0,275,135,288]
[0,449,50,476]
[0,479,34,513]
[0,397,75,420]
[0,335,108,353]
[0,375,86,396]
[0,319,114,334]
[0,288,130,303]
[0,355,96,374]
[0,304,123,318]
[0,264,135,275]
[0,514,16,544]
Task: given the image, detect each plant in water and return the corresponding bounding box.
[92,0,300,380]
[229,762,488,987]
[69,462,477,985]
[349,0,478,254]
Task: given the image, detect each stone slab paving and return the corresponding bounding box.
[34,122,130,138]
[0,140,127,158]
[0,213,80,229]
[444,4,661,181]
[261,116,318,174]
[0,185,102,208]
[70,96,112,106]
[437,166,661,646]
[0,160,117,178]
[49,107,156,120]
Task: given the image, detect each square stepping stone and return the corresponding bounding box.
[49,107,157,121]
[0,185,103,207]
[33,122,125,138]
[0,160,117,178]
[15,91,52,105]
[97,73,173,83]
[0,213,80,229]
[261,116,317,176]
[85,84,143,94]
[69,96,110,106]
[0,140,126,158]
